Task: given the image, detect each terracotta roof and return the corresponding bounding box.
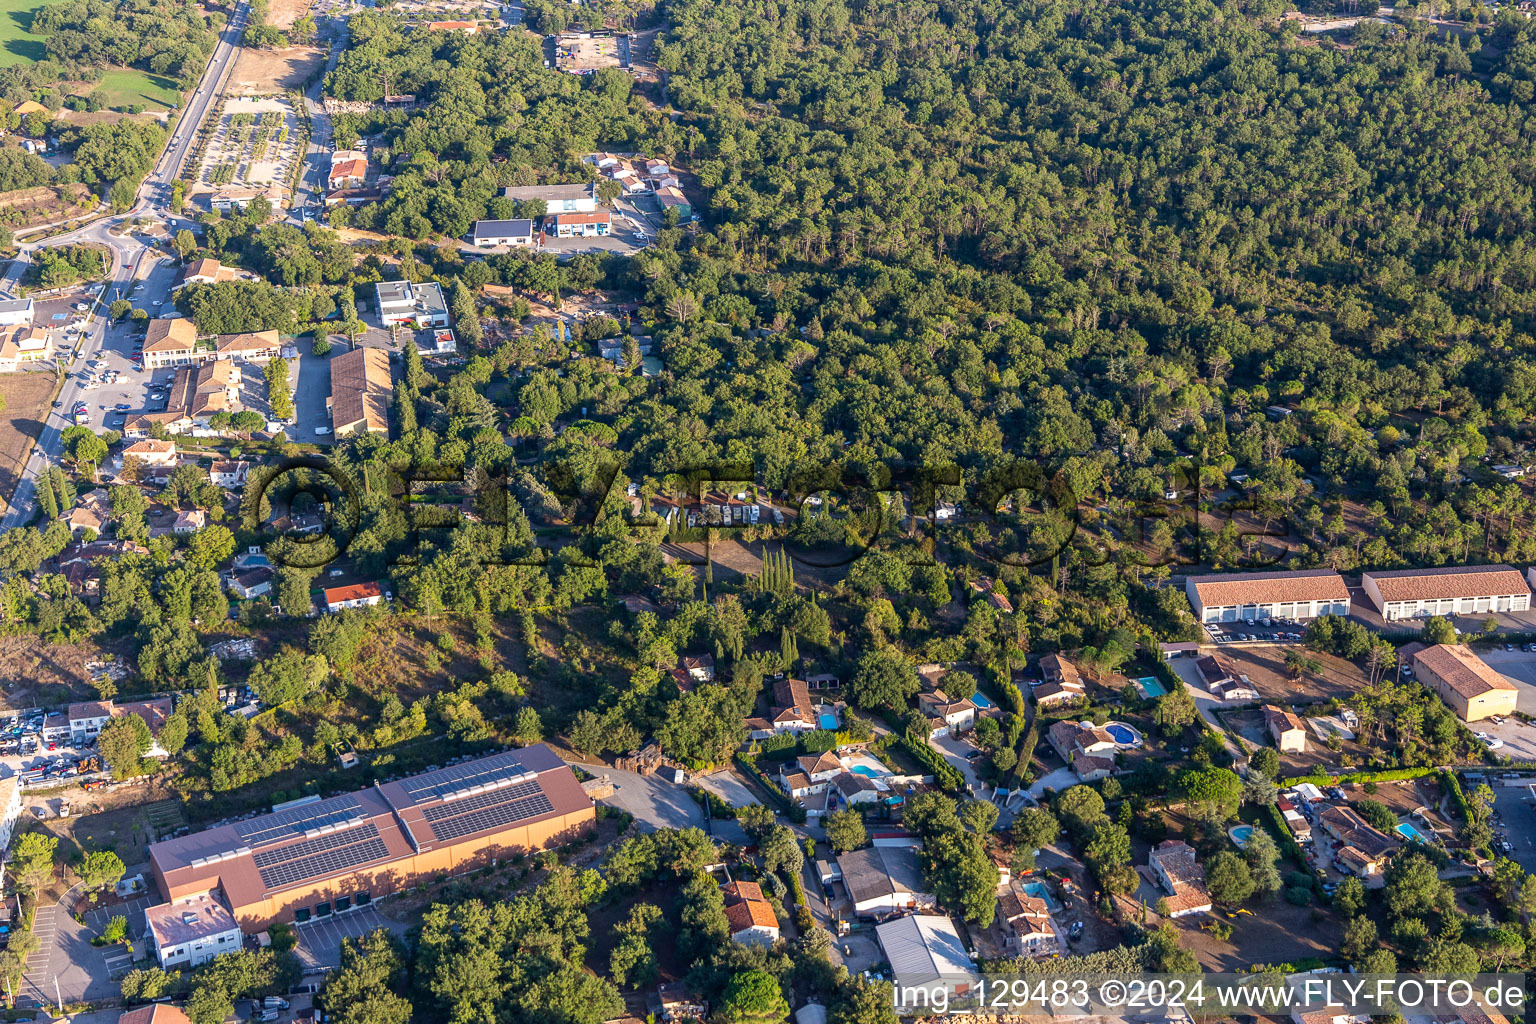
[325,581,382,605]
[1186,568,1349,607]
[1040,653,1082,688]
[1263,704,1306,734]
[551,210,611,226]
[722,880,764,902]
[724,898,778,933]
[1407,644,1515,699]
[215,329,280,355]
[1363,564,1530,603]
[123,439,176,456]
[795,751,841,776]
[143,318,198,352]
[119,1004,194,1024]
[330,347,391,434]
[68,700,113,721]
[329,150,368,181]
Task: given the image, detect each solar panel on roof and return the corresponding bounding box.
[423,792,554,842]
[419,780,543,821]
[258,837,390,889]
[235,795,365,847]
[401,753,535,803]
[252,823,381,869]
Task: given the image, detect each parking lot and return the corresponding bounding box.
[294,906,404,971]
[1203,619,1307,644]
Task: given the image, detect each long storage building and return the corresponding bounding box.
[1361,565,1530,621]
[148,744,594,932]
[1184,569,1350,624]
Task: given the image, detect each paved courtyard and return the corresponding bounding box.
[294,905,404,971]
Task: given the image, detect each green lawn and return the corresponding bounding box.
[0,0,56,67]
[87,68,180,110]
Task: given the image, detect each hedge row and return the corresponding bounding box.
[1441,768,1472,824]
[1263,803,1307,865]
[1282,766,1435,785]
[901,736,967,793]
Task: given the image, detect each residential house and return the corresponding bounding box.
[177,258,239,289]
[996,886,1062,957]
[1194,655,1260,700]
[722,880,779,947]
[209,461,250,489]
[1184,569,1351,624]
[1336,845,1383,878]
[1148,839,1212,917]
[472,219,535,247]
[328,150,369,191]
[1263,704,1308,752]
[837,845,936,917]
[62,561,102,603]
[748,677,816,737]
[0,324,50,371]
[656,185,691,217]
[1361,564,1531,621]
[419,329,456,356]
[502,183,597,213]
[1034,653,1086,707]
[875,915,977,1012]
[829,770,883,808]
[549,211,611,237]
[654,982,707,1023]
[145,892,242,969]
[328,347,392,436]
[680,654,715,684]
[143,318,202,369]
[215,330,282,363]
[324,581,384,612]
[227,567,273,600]
[1046,720,1118,781]
[173,509,206,534]
[375,281,449,327]
[778,751,842,800]
[1401,643,1519,722]
[917,690,976,737]
[1317,805,1398,860]
[118,439,178,468]
[164,360,242,431]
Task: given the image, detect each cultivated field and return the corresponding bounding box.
[0,369,54,507]
[230,45,325,91]
[195,95,304,194]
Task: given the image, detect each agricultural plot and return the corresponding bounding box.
[194,95,304,195]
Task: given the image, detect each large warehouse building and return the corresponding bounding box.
[1183,569,1350,623]
[1401,644,1519,722]
[147,745,594,932]
[1361,565,1531,621]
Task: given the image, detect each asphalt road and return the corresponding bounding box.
[0,0,253,532]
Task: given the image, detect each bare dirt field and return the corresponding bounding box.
[24,786,183,872]
[1206,645,1370,703]
[266,0,313,29]
[0,183,97,231]
[230,46,326,91]
[0,370,55,507]
[0,636,131,709]
[661,537,764,581]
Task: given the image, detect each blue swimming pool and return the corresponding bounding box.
[851,765,880,778]
[818,714,837,730]
[1397,822,1429,843]
[1231,825,1255,848]
[971,692,994,709]
[1107,724,1136,744]
[1138,676,1166,697]
[1021,881,1060,909]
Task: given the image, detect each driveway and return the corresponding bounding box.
[1028,766,1079,799]
[929,732,987,797]
[695,769,760,809]
[294,906,404,971]
[579,763,749,845]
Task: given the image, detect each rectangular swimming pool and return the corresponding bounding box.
[1396,822,1430,843]
[1137,676,1167,698]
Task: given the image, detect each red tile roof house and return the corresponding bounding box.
[324,581,385,612]
[721,880,779,946]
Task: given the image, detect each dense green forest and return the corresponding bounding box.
[31,0,219,86]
